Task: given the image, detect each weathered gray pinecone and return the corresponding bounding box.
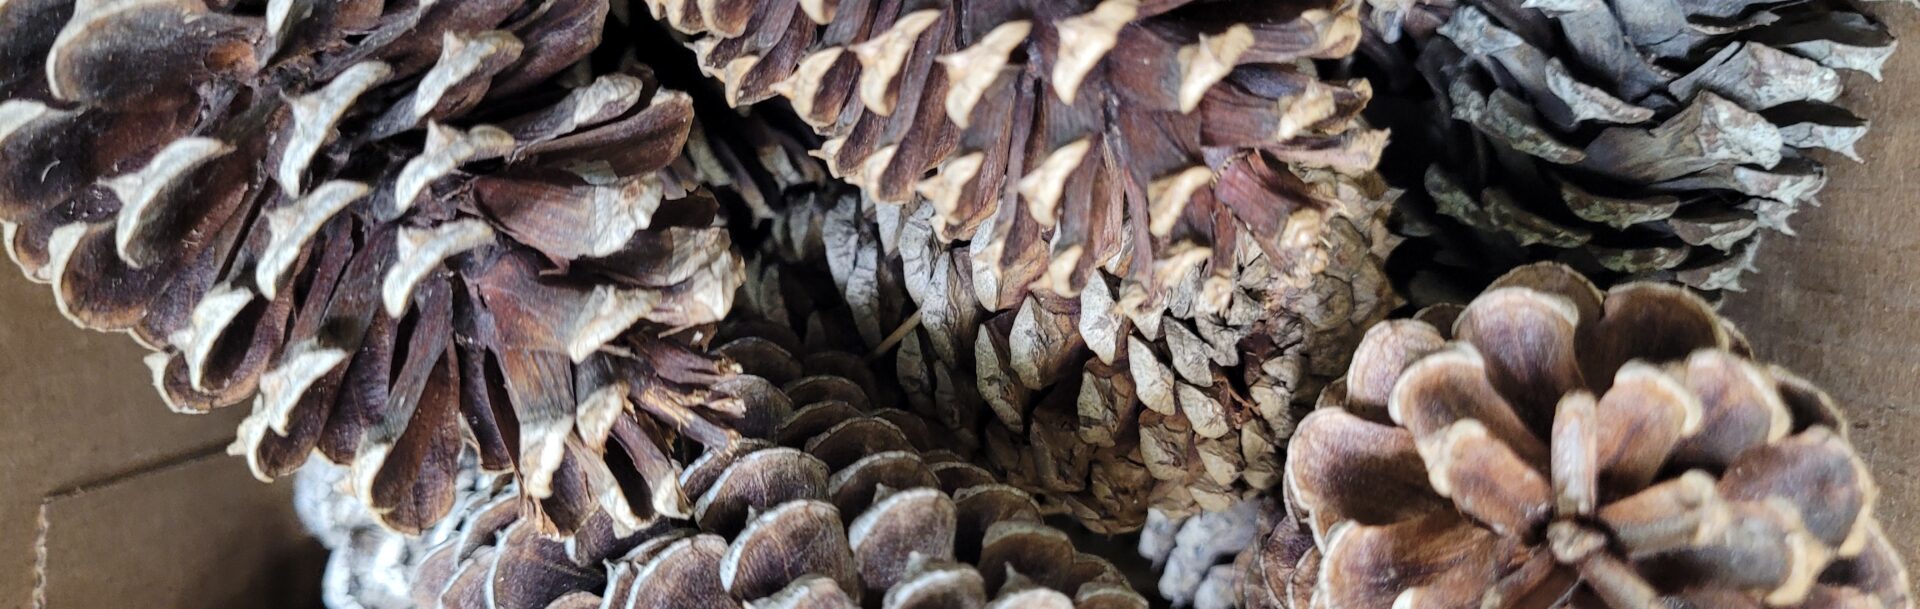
[1241,263,1913,609]
[0,0,747,535]
[1355,0,1900,303]
[1138,498,1263,609]
[293,457,509,609]
[752,181,1396,535]
[406,311,1151,608]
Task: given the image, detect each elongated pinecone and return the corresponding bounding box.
[755,180,1396,535]
[0,0,748,535]
[1242,263,1913,609]
[407,315,1150,609]
[1356,0,1899,303]
[657,0,1387,317]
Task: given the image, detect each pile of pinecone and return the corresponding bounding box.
[0,0,1911,607]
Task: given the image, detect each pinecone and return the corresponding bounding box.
[1241,263,1914,609]
[1354,0,1900,303]
[655,0,1388,317]
[1138,498,1262,609]
[293,457,510,609]
[406,314,1151,609]
[0,0,748,535]
[757,179,1397,535]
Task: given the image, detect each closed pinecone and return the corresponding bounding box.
[407,321,1150,609]
[656,0,1388,318]
[1355,0,1899,303]
[1242,263,1913,609]
[758,179,1397,534]
[0,0,748,535]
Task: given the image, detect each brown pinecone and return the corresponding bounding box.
[756,179,1397,535]
[1241,263,1913,609]
[1353,0,1899,303]
[651,0,1409,533]
[654,0,1387,314]
[0,0,748,535]
[407,318,1150,609]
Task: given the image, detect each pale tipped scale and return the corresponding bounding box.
[254,340,351,436]
[1147,166,1214,238]
[718,55,761,107]
[1177,26,1254,114]
[937,20,1030,128]
[915,152,985,223]
[103,137,233,268]
[1050,0,1138,105]
[408,30,525,123]
[45,223,99,327]
[393,124,515,214]
[0,100,52,147]
[770,48,844,128]
[1016,138,1092,228]
[174,283,255,392]
[381,220,496,318]
[278,61,392,195]
[518,409,576,500]
[256,180,370,299]
[567,285,660,362]
[851,9,942,116]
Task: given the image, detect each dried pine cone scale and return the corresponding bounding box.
[1,0,757,536]
[1243,263,1912,609]
[408,315,1151,609]
[1363,0,1898,301]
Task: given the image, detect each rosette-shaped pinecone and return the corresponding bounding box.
[407,317,1150,609]
[758,179,1397,534]
[1356,0,1899,303]
[657,0,1388,317]
[0,0,748,534]
[1241,263,1914,609]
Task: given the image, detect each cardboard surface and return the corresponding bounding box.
[1722,9,1920,569]
[0,269,322,608]
[36,453,322,608]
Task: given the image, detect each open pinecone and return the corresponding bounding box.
[1356,0,1899,303]
[0,0,750,535]
[1241,263,1913,609]
[753,179,1396,534]
[657,0,1387,320]
[406,309,1150,609]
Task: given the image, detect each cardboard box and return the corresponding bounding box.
[1722,8,1920,570]
[0,269,324,609]
[1,11,1916,609]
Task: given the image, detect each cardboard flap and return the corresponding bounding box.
[34,451,322,609]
